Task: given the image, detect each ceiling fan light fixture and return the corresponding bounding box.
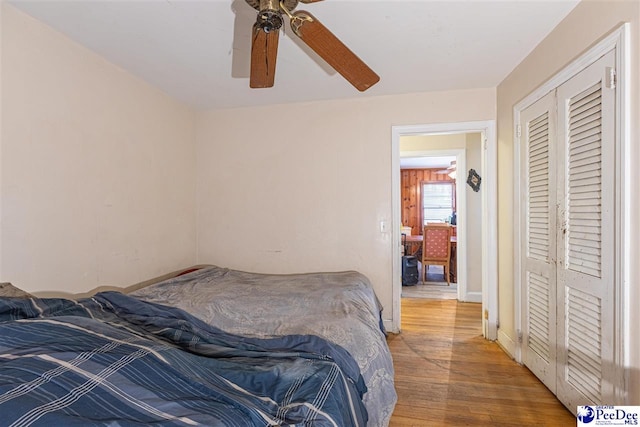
[436,159,457,175]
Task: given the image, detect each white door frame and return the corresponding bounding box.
[391,120,498,339]
[512,24,630,402]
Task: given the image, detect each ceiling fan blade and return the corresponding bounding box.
[250,23,279,88]
[289,11,379,92]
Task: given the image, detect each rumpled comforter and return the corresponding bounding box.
[0,292,368,426]
[130,266,397,427]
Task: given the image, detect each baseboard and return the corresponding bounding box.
[383,319,398,334]
[463,291,482,303]
[498,329,517,359]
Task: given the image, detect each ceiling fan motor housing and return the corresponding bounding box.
[245,0,299,12]
[248,0,296,32]
[257,9,282,32]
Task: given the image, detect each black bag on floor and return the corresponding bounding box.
[401,234,419,286]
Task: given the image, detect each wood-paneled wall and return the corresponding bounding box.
[401,168,454,235]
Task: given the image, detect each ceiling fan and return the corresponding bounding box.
[245,0,380,91]
[437,160,457,179]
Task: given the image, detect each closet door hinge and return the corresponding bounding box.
[606,67,616,89]
[516,124,522,138]
[517,330,523,344]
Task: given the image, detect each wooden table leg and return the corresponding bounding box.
[450,244,457,283]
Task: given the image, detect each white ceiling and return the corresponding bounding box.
[9,0,580,111]
[400,156,455,170]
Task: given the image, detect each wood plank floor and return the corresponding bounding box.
[387,298,575,426]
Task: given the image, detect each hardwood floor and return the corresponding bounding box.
[401,282,458,300]
[387,298,575,426]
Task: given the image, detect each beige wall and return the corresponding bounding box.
[0,4,197,294]
[400,133,467,152]
[195,88,496,322]
[399,133,483,295]
[496,0,639,402]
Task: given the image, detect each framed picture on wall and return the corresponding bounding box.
[467,169,481,192]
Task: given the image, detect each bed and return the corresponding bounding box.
[0,266,396,426]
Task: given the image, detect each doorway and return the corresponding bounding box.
[391,121,498,339]
[399,149,463,299]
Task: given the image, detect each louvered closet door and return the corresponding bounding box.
[520,92,557,392]
[555,50,616,409]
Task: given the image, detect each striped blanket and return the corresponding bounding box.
[0,292,367,426]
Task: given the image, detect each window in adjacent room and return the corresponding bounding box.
[422,182,455,224]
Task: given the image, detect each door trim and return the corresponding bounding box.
[512,23,631,403]
[390,121,498,339]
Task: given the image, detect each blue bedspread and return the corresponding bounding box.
[0,292,368,426]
